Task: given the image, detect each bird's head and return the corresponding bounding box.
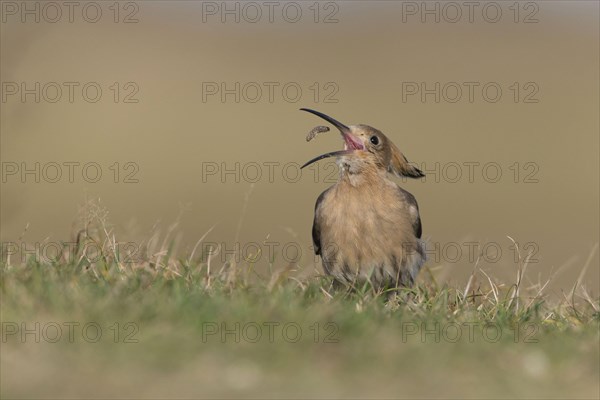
[300,108,424,178]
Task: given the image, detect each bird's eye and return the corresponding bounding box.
[370,136,379,145]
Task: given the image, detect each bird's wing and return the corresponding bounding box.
[396,186,422,239]
[312,187,332,255]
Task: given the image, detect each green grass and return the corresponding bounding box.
[1,210,598,399]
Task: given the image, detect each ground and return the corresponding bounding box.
[1,220,598,399]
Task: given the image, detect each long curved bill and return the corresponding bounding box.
[300,108,350,134]
[300,108,356,169]
[300,149,355,169]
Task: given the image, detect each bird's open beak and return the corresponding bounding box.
[300,108,363,169]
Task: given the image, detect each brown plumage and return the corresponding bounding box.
[300,108,425,290]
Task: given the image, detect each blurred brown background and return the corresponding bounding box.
[1,1,598,293]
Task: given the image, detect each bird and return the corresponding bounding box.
[300,108,426,291]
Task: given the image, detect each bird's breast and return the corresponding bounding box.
[317,179,420,275]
